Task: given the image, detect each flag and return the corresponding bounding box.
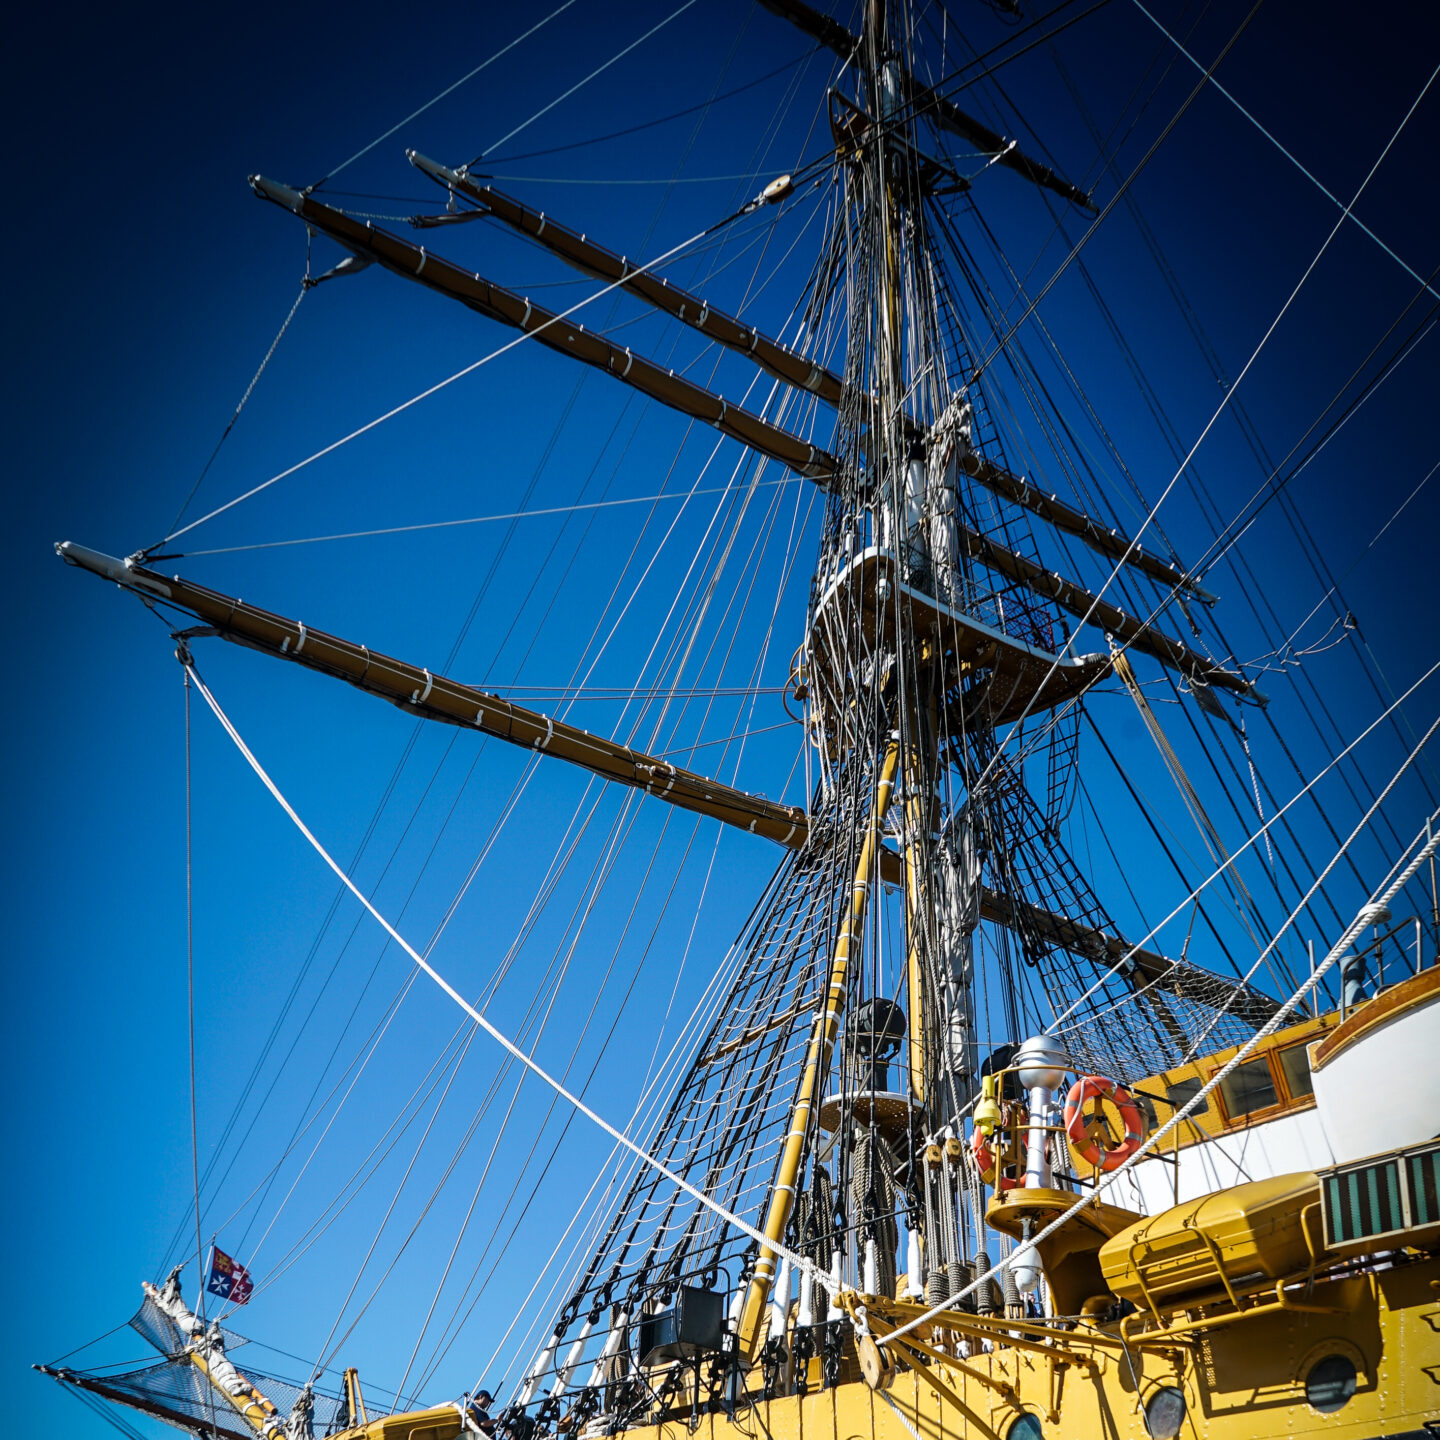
[206,1246,254,1305]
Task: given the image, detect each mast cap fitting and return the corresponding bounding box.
[1015,1035,1070,1092]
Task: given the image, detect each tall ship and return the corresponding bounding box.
[39,3,1440,1439]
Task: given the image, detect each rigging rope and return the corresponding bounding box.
[485,51,819,165]
[309,0,579,191]
[464,0,702,167]
[970,0,1263,384]
[1047,655,1440,1032]
[168,478,802,558]
[1127,0,1440,304]
[180,660,223,1440]
[970,52,1439,800]
[1109,645,1262,931]
[181,663,820,1290]
[147,181,805,553]
[164,246,311,539]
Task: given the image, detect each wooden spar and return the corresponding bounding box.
[956,452,1217,604]
[251,184,1218,607]
[410,159,1215,607]
[756,0,1094,211]
[57,543,809,849]
[57,543,1272,1021]
[737,743,900,1359]
[248,177,839,484]
[954,518,1263,699]
[409,154,845,408]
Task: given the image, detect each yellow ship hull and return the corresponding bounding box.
[613,1254,1439,1440]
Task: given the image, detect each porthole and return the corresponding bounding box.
[1305,1353,1357,1414]
[1006,1414,1044,1440]
[1144,1385,1186,1440]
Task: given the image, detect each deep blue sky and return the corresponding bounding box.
[6,0,1439,1434]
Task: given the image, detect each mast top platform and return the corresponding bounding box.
[806,545,1109,732]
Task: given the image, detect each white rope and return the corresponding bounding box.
[314,1,579,187]
[154,204,760,549]
[880,744,1440,1350]
[184,663,818,1285]
[475,0,701,162]
[173,477,801,557]
[969,54,1440,796]
[1127,0,1440,304]
[879,1389,925,1440]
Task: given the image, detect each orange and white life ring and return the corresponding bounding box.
[1064,1075,1146,1172]
[970,1126,1018,1190]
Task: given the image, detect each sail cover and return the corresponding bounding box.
[39,1295,345,1440]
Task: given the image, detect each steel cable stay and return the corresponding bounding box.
[146,180,819,554]
[165,234,313,538]
[1052,60,1440,827]
[161,381,632,1271]
[449,475,823,1382]
[393,812,735,1410]
[439,850,781,1400]
[967,0,1265,385]
[1023,65,1440,900]
[1127,0,1440,304]
[1043,656,1440,1035]
[461,0,703,170]
[306,0,580,192]
[228,737,517,1263]
[956,58,1439,811]
[988,223,1436,890]
[213,745,566,1276]
[168,478,805,559]
[481,50,823,168]
[192,450,786,1299]
[308,786,685,1383]
[239,600,754,1309]
[252,791,743,1342]
[1083,711,1284,989]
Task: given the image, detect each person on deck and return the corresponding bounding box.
[465,1390,496,1436]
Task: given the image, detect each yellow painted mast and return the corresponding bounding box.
[737,743,900,1356]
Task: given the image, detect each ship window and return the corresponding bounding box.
[1305,1353,1356,1413]
[1143,1385,1187,1439]
[1277,1043,1314,1100]
[1134,1092,1160,1131]
[1006,1416,1044,1440]
[1216,1056,1279,1119]
[1164,1077,1207,1115]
